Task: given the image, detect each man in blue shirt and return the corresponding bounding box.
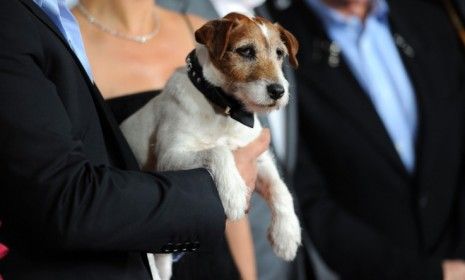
[267,0,465,279]
[0,0,269,279]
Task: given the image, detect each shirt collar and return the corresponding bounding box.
[305,0,389,27]
[32,0,44,7]
[33,0,68,8]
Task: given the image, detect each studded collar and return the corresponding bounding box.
[186,50,255,128]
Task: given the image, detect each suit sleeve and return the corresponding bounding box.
[0,2,224,253]
[294,141,443,280]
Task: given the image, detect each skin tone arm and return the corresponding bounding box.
[226,219,257,280]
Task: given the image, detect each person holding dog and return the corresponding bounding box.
[0,0,270,279]
[267,0,465,279]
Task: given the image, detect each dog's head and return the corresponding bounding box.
[195,12,299,113]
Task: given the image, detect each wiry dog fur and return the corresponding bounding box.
[119,13,301,280]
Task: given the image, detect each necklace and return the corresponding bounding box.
[76,2,160,44]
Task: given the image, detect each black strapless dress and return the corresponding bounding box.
[106,90,161,125]
[106,91,239,280]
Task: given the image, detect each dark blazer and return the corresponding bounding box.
[269,0,465,279]
[0,1,225,279]
[453,0,465,23]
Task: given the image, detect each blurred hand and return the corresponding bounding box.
[0,243,7,259]
[443,260,465,280]
[233,129,270,204]
[0,221,8,280]
[0,221,7,259]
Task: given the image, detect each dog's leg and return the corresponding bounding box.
[257,151,301,261]
[157,146,249,220]
[154,254,173,280]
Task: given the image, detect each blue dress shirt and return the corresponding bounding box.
[33,0,93,79]
[306,0,418,172]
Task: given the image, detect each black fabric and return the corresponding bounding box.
[0,1,225,279]
[453,0,465,23]
[186,50,255,128]
[172,239,239,280]
[107,90,161,125]
[268,0,465,279]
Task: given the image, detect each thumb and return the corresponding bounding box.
[247,128,271,158]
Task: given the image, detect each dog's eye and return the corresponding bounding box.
[276,48,285,59]
[236,46,256,59]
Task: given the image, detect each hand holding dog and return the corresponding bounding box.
[443,260,465,280]
[233,129,271,189]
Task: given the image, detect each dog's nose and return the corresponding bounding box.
[267,84,285,100]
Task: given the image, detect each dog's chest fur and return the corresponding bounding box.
[120,68,262,169]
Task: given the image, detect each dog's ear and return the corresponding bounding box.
[276,24,299,68]
[195,19,235,60]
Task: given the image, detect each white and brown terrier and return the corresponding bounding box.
[120,12,301,280]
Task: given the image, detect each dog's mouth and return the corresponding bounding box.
[265,102,278,108]
[253,101,278,108]
[229,87,287,113]
[241,98,284,113]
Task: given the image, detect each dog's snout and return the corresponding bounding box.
[267,84,285,100]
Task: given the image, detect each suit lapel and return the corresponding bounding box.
[388,0,465,249]
[293,1,409,178]
[303,54,408,177]
[293,0,441,184]
[387,1,439,189]
[19,0,140,171]
[90,84,141,171]
[19,0,67,43]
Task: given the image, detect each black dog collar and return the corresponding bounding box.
[186,50,255,128]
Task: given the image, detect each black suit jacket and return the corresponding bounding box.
[452,0,465,23]
[0,1,225,279]
[269,0,465,279]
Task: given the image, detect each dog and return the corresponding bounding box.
[119,12,301,280]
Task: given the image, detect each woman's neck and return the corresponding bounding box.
[78,0,157,34]
[323,0,372,20]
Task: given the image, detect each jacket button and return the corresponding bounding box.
[188,241,200,252]
[162,243,174,253]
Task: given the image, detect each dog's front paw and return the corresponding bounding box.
[268,212,301,261]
